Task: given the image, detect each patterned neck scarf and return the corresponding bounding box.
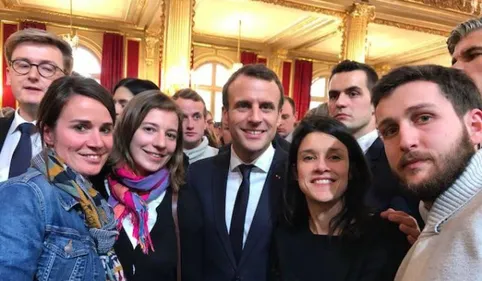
[107,164,170,254]
[31,149,124,281]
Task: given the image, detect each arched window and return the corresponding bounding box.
[310,76,327,109]
[72,46,101,82]
[191,62,230,121]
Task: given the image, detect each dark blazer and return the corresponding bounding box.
[90,172,203,281]
[364,138,422,223]
[0,115,14,152]
[187,145,288,281]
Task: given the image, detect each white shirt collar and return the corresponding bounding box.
[229,143,275,173]
[356,130,379,154]
[9,109,37,136]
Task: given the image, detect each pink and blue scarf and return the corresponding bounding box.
[107,165,170,254]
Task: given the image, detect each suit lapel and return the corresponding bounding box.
[238,147,287,267]
[211,150,237,267]
[0,115,14,151]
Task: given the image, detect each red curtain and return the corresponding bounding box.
[2,23,19,109]
[282,61,292,96]
[20,21,46,30]
[292,60,313,119]
[126,40,139,78]
[257,57,267,65]
[241,51,257,65]
[100,33,124,92]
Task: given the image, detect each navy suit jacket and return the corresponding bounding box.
[0,115,14,152]
[365,137,422,223]
[187,145,288,281]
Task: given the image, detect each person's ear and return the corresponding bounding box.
[43,125,55,148]
[464,109,482,146]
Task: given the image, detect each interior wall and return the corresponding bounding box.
[193,45,237,69]
[46,25,103,60]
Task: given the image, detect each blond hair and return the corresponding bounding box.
[5,28,73,74]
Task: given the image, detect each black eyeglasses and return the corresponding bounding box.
[9,59,65,78]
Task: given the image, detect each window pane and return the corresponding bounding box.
[214,91,223,122]
[215,64,230,87]
[311,77,326,97]
[196,89,212,114]
[73,46,101,82]
[192,64,213,86]
[309,101,322,109]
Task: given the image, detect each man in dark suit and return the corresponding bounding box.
[327,60,422,242]
[187,64,287,281]
[0,29,72,182]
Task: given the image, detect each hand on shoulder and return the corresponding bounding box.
[381,208,420,245]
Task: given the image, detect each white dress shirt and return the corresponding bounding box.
[0,109,42,182]
[357,129,379,154]
[225,144,275,247]
[103,180,166,248]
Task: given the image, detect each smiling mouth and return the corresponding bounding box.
[143,149,165,159]
[79,153,104,161]
[242,129,266,135]
[312,179,334,184]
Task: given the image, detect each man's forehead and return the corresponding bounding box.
[329,70,368,89]
[453,29,482,56]
[375,82,447,118]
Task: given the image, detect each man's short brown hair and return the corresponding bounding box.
[172,88,208,117]
[5,28,73,74]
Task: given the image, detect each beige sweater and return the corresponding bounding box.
[395,150,482,281]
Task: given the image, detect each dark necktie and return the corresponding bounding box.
[9,123,35,178]
[230,164,254,264]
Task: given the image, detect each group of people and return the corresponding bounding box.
[1,16,482,281]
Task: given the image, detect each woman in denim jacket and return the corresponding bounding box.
[0,76,124,281]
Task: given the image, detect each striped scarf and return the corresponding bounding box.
[107,164,170,254]
[32,149,124,281]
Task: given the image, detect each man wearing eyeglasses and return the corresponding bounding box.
[0,29,73,182]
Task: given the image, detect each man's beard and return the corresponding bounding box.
[396,128,475,202]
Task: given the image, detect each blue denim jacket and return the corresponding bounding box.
[0,168,106,281]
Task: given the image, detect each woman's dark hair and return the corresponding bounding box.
[37,76,116,146]
[112,78,159,96]
[283,115,372,239]
[110,90,185,191]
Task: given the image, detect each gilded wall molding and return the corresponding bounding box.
[250,0,344,18]
[340,2,375,62]
[145,35,160,66]
[401,0,481,15]
[191,0,196,69]
[373,18,449,37]
[158,0,166,64]
[350,2,375,19]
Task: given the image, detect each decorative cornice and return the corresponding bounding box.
[250,0,344,18]
[2,5,135,26]
[373,18,449,36]
[401,0,482,15]
[350,2,375,19]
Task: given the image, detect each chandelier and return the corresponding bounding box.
[231,20,243,72]
[62,0,79,49]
